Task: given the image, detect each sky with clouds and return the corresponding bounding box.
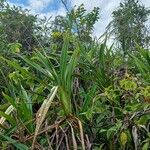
[7,0,150,37]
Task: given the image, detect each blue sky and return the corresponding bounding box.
[7,0,150,37]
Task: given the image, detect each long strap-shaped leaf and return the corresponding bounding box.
[0,105,15,125]
[1,57,51,90]
[31,86,58,150]
[0,134,29,150]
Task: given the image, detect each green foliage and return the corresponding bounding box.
[110,0,150,55]
[8,43,22,53]
[129,46,150,83]
[0,2,37,52]
[0,1,150,150]
[51,4,99,47]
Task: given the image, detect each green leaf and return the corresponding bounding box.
[8,43,22,53]
[142,142,149,150]
[59,34,69,86]
[2,92,17,108]
[59,86,72,115]
[1,135,29,150]
[120,131,128,146]
[0,110,16,125]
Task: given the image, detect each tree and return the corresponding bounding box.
[51,4,100,44]
[0,1,39,99]
[110,0,150,55]
[0,1,37,52]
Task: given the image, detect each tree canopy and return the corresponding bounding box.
[110,0,150,55]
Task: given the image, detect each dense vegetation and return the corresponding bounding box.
[0,0,150,149]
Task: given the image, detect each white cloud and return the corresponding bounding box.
[28,0,53,12]
[93,1,120,37]
[71,0,118,12]
[37,5,66,19]
[7,0,66,19]
[7,1,27,9]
